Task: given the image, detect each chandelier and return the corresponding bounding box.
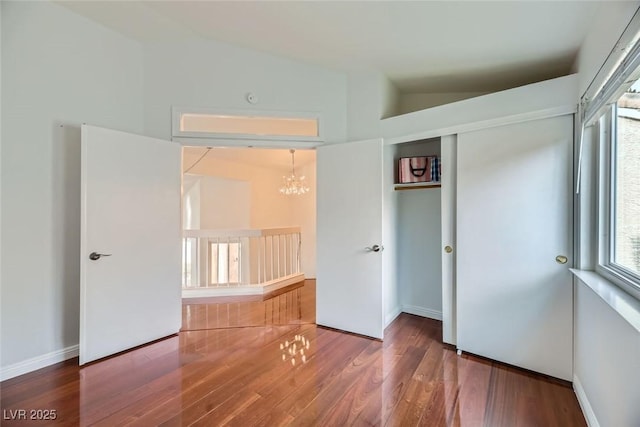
[279,149,309,196]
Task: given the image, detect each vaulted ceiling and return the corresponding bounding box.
[59,1,602,93]
[183,146,316,173]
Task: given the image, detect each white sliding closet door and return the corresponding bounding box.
[456,115,573,380]
[440,135,457,345]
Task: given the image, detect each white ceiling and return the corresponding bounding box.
[59,0,602,93]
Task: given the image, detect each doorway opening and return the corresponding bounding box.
[180,146,316,298]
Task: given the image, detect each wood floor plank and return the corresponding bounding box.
[0,281,586,427]
[450,354,493,426]
[177,326,334,426]
[123,326,306,426]
[348,345,426,426]
[245,331,372,426]
[384,341,443,426]
[155,326,322,425]
[348,319,436,426]
[84,327,279,424]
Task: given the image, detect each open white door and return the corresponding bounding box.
[316,139,384,339]
[80,125,181,365]
[456,115,573,380]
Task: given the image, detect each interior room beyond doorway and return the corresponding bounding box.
[180,147,317,298]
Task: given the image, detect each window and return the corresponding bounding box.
[209,242,241,285]
[171,107,323,145]
[579,14,640,300]
[181,239,242,287]
[597,88,640,297]
[611,93,640,278]
[182,237,198,287]
[180,113,318,137]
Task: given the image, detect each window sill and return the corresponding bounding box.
[570,269,640,333]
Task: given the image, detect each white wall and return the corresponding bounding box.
[184,154,292,229]
[574,279,640,427]
[347,69,399,140]
[182,175,201,229]
[397,190,442,319]
[198,175,251,230]
[142,40,347,143]
[290,161,316,279]
[398,92,488,114]
[573,1,640,96]
[1,1,144,372]
[381,76,400,119]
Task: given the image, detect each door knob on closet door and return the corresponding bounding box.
[444,246,453,254]
[365,244,384,253]
[555,255,568,264]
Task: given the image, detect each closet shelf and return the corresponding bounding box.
[394,182,441,191]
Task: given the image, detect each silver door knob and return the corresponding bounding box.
[89,252,112,261]
[365,244,384,253]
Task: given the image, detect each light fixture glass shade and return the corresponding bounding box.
[279,149,310,196]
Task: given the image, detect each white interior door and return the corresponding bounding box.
[317,139,384,339]
[80,125,182,365]
[456,115,573,380]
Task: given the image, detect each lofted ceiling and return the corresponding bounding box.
[183,146,316,174]
[59,0,603,93]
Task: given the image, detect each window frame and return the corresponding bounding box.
[182,237,199,288]
[208,241,242,286]
[171,106,325,148]
[595,104,640,300]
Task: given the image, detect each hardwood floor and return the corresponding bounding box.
[1,280,586,426]
[181,280,315,331]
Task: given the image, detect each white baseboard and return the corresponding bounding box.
[573,374,600,427]
[1,345,79,382]
[385,306,402,327]
[402,305,443,321]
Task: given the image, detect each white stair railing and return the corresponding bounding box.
[182,227,302,289]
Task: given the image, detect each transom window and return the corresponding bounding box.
[171,107,323,145]
[180,113,318,137]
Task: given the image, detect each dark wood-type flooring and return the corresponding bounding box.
[1,280,586,426]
